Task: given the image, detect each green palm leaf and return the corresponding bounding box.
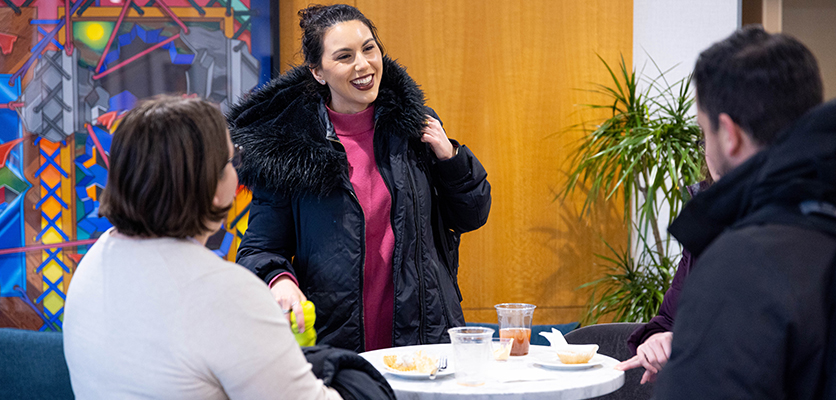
[559,54,704,323]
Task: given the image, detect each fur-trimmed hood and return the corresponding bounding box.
[227,57,429,196]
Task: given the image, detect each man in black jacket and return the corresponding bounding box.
[655,26,836,398]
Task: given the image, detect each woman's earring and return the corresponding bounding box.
[318,79,326,85]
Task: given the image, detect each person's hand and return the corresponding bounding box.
[614,331,673,384]
[421,115,455,160]
[270,276,307,333]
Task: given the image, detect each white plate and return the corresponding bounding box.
[383,366,455,379]
[531,353,605,371]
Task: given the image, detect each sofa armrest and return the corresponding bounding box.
[0,328,74,400]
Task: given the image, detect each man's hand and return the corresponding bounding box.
[270,276,308,333]
[615,331,673,384]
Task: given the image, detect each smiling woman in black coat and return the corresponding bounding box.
[227,4,491,352]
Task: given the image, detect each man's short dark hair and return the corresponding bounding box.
[694,25,823,146]
[100,95,231,238]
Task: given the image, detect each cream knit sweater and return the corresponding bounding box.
[64,229,341,400]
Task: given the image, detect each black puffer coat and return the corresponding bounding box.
[657,99,836,398]
[227,57,491,352]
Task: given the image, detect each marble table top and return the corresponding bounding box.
[360,344,625,400]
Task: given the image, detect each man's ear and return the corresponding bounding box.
[718,113,743,158]
[718,112,760,162]
[717,113,738,155]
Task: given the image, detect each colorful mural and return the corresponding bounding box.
[0,0,270,331]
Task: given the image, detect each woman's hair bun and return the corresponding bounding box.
[298,4,327,31]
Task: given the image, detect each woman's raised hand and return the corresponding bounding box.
[421,115,456,160]
[270,276,308,333]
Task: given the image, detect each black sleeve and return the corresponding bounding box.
[302,345,396,400]
[431,143,492,233]
[235,187,298,285]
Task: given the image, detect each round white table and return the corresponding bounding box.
[360,344,624,400]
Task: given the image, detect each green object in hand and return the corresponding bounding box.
[290,300,317,347]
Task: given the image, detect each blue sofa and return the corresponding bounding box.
[465,321,580,346]
[0,328,74,400]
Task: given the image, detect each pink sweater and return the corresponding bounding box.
[328,105,395,351]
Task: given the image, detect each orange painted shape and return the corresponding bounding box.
[40,199,62,218]
[235,184,247,197]
[96,111,118,130]
[40,140,60,152]
[38,140,64,182]
[83,150,96,168]
[40,165,61,183]
[67,253,84,264]
[0,138,24,169]
[86,185,96,201]
[39,169,61,186]
[0,32,18,55]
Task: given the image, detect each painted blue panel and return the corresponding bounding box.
[212,231,234,257]
[169,47,195,65]
[0,110,19,144]
[104,49,120,66]
[90,126,112,153]
[249,0,273,83]
[0,75,25,297]
[109,90,137,112]
[0,194,27,296]
[0,75,22,160]
[0,75,18,102]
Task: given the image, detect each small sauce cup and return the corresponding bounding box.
[491,337,514,361]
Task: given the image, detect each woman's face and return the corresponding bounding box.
[208,132,238,233]
[312,20,383,114]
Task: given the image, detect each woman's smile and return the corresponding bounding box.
[351,74,374,90]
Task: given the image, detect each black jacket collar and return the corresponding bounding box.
[226,57,428,196]
[670,99,836,257]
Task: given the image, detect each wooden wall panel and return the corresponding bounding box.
[280,1,632,325]
[279,0,352,71]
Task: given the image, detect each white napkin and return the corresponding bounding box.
[538,328,569,347]
[539,328,599,360]
[487,366,560,383]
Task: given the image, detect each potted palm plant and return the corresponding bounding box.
[559,55,704,324]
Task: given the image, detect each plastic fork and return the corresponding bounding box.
[429,356,447,380]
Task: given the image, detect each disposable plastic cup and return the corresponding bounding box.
[495,303,536,356]
[448,327,494,386]
[491,337,514,361]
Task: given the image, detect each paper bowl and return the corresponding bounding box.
[554,344,599,364]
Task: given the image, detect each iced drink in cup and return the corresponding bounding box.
[495,303,536,356]
[448,327,493,386]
